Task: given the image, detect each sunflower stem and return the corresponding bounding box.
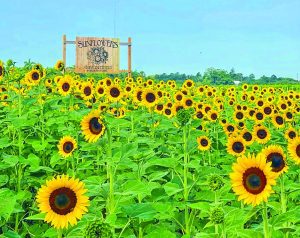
[280,176,286,213]
[183,125,190,235]
[107,127,115,215]
[57,229,63,238]
[262,202,269,238]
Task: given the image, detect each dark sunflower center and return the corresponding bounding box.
[165,109,171,115]
[196,112,203,119]
[267,153,284,172]
[236,112,243,120]
[89,117,102,135]
[0,66,3,76]
[288,131,296,139]
[157,91,162,97]
[227,125,234,132]
[49,187,77,215]
[201,139,208,146]
[281,104,287,110]
[257,129,267,139]
[185,99,192,106]
[264,107,272,115]
[84,87,92,96]
[256,113,263,120]
[258,101,263,106]
[146,92,156,103]
[110,87,120,97]
[106,80,112,86]
[232,142,244,153]
[32,72,40,80]
[243,132,252,141]
[243,168,267,194]
[286,112,292,119]
[176,94,182,101]
[62,82,70,92]
[187,82,192,87]
[63,141,74,153]
[249,110,255,116]
[137,91,142,101]
[156,104,163,111]
[296,145,300,157]
[176,106,184,112]
[98,87,104,94]
[211,113,217,120]
[276,116,283,124]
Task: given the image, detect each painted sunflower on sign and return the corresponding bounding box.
[288,136,300,164]
[81,110,106,143]
[230,153,277,206]
[58,136,77,158]
[36,175,89,229]
[261,145,287,176]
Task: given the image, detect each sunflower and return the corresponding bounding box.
[241,129,254,146]
[183,98,194,108]
[81,82,94,101]
[58,76,73,96]
[142,88,157,107]
[36,175,89,229]
[254,111,264,123]
[224,123,236,135]
[230,153,276,206]
[272,114,285,128]
[197,136,211,151]
[58,136,77,158]
[95,84,105,98]
[54,60,65,71]
[163,107,174,118]
[254,125,270,144]
[208,110,218,121]
[234,110,245,122]
[261,145,287,175]
[81,110,106,143]
[288,136,300,164]
[26,69,41,85]
[285,128,297,141]
[106,84,123,102]
[227,136,246,156]
[0,61,4,80]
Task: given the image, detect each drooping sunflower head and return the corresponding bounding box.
[197,136,211,151]
[54,60,65,71]
[36,175,89,229]
[58,136,77,158]
[288,136,300,164]
[261,145,287,175]
[230,153,277,206]
[81,110,106,143]
[227,136,246,156]
[84,220,113,238]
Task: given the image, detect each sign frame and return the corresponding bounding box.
[62,35,132,77]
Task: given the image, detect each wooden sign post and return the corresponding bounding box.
[62,35,132,77]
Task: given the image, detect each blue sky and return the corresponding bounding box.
[0,0,299,78]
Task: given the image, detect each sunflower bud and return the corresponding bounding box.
[84,220,113,238]
[210,207,224,224]
[176,108,194,126]
[207,174,224,191]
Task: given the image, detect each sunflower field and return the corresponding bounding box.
[0,60,300,238]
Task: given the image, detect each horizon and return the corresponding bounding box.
[0,0,299,79]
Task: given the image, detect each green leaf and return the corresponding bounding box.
[0,137,11,149]
[163,182,183,196]
[0,189,16,221]
[122,203,157,220]
[0,175,9,187]
[25,213,46,220]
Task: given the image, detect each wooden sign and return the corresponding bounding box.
[75,37,120,73]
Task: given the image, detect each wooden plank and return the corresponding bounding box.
[62,34,66,66]
[128,37,132,78]
[75,37,120,73]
